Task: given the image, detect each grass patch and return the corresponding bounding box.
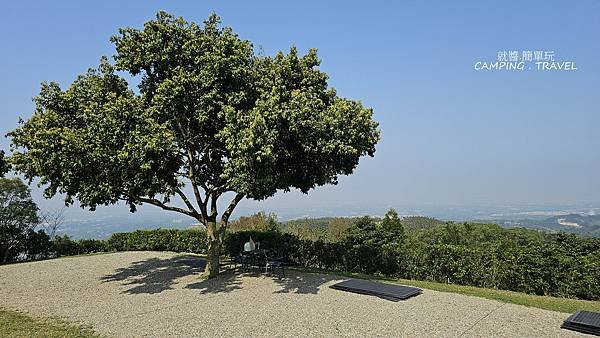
[394,278,600,313]
[293,267,600,313]
[0,308,99,338]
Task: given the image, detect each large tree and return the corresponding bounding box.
[8,12,380,277]
[0,178,40,263]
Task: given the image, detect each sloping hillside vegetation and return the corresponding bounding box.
[400,216,446,230]
[495,213,600,237]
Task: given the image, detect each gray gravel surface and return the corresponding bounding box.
[0,251,591,337]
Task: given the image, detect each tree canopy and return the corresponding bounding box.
[8,12,380,276]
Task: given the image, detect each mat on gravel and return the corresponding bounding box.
[562,310,600,336]
[330,279,421,301]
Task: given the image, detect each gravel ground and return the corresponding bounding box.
[0,251,590,337]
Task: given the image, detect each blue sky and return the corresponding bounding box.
[1,1,599,221]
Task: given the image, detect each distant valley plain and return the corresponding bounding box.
[54,203,600,239]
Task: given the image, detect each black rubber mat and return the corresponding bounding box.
[330,279,421,301]
[562,310,600,336]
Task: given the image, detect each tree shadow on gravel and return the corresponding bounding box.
[184,269,249,294]
[185,268,339,295]
[271,270,341,295]
[100,255,206,294]
[101,255,342,296]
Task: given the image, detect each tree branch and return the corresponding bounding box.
[125,194,199,219]
[209,191,221,219]
[192,181,206,215]
[185,150,208,220]
[171,118,204,212]
[220,193,244,226]
[175,188,199,216]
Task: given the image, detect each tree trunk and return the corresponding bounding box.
[204,219,223,278]
[202,193,242,278]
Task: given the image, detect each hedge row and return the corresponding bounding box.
[51,229,207,257]
[106,228,207,253]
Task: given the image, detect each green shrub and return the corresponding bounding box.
[77,239,107,254]
[228,212,281,232]
[52,235,80,257]
[23,229,51,260]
